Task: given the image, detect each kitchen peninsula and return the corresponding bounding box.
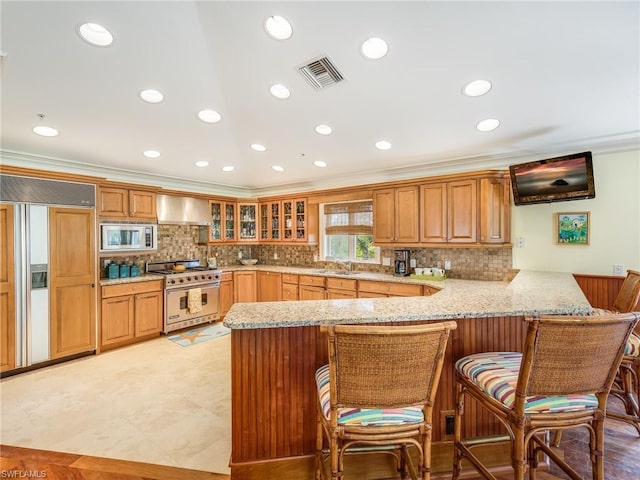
[223,270,592,472]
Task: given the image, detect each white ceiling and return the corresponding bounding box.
[1,1,639,197]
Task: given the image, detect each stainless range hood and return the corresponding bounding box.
[156,194,211,225]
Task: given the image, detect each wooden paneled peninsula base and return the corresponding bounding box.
[223,270,592,477]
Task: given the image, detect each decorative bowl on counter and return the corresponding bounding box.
[240,259,258,265]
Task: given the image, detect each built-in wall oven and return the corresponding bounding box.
[147,260,221,333]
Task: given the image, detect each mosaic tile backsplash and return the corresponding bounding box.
[100,225,515,281]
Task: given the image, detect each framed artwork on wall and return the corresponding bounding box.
[555,212,590,245]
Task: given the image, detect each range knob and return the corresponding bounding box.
[179,278,184,283]
[186,276,192,282]
[169,279,175,285]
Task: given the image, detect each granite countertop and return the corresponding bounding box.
[223,270,593,329]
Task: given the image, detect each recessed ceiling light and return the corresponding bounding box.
[361,37,388,60]
[197,109,221,123]
[463,80,492,97]
[195,161,209,167]
[264,15,293,40]
[375,140,392,150]
[251,144,266,152]
[139,89,164,103]
[272,165,284,172]
[33,125,59,137]
[269,84,290,99]
[476,118,500,132]
[143,150,160,158]
[78,22,113,47]
[222,165,235,172]
[315,124,333,135]
[314,160,328,168]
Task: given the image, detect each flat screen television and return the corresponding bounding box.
[509,151,595,206]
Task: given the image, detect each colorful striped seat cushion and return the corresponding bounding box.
[315,365,423,425]
[455,352,598,414]
[626,333,640,357]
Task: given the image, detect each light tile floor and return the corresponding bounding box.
[0,332,231,474]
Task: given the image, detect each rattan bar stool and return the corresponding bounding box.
[600,270,640,434]
[315,321,457,480]
[452,312,639,480]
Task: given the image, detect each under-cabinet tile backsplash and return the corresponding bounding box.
[100,225,515,281]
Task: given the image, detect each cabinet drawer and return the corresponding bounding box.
[282,283,299,301]
[102,280,163,298]
[326,277,357,291]
[357,280,422,297]
[221,272,233,282]
[299,275,325,287]
[282,273,299,284]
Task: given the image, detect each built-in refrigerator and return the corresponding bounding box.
[1,174,96,373]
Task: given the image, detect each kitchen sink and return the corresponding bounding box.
[333,271,359,276]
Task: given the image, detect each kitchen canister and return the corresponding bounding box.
[130,264,140,277]
[119,263,130,278]
[107,262,119,279]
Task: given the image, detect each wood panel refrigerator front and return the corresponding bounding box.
[49,207,96,358]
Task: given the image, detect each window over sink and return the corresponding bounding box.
[320,200,380,264]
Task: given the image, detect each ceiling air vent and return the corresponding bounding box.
[298,56,344,90]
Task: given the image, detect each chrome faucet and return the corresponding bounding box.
[341,261,353,272]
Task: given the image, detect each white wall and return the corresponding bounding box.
[511,149,640,275]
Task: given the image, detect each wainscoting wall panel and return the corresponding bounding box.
[573,274,625,310]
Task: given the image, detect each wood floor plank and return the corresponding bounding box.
[1,445,229,480]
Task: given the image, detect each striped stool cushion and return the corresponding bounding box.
[456,352,598,414]
[315,365,423,426]
[626,333,640,357]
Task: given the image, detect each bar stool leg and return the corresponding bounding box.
[452,383,464,480]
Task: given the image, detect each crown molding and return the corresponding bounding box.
[2,132,638,198]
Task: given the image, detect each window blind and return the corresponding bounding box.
[323,201,373,235]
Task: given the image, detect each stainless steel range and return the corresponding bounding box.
[146,260,221,333]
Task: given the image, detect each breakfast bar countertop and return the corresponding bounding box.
[223,270,592,329]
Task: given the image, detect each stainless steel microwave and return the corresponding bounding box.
[99,223,157,253]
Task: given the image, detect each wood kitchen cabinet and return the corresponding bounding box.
[326,277,357,299]
[219,272,234,318]
[234,271,257,302]
[357,280,423,298]
[200,200,237,243]
[238,202,258,241]
[479,176,511,244]
[420,180,477,243]
[282,273,299,301]
[259,201,282,242]
[373,186,419,244]
[282,198,308,242]
[257,271,282,302]
[299,275,325,300]
[100,279,163,350]
[0,205,15,372]
[98,187,156,220]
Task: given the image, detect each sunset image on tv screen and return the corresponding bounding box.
[514,157,589,197]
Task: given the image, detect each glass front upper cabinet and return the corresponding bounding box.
[238,203,257,241]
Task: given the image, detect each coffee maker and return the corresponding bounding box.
[394,249,410,276]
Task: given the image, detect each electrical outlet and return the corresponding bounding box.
[614,264,625,276]
[273,252,278,260]
[516,237,525,248]
[410,259,417,268]
[444,260,451,270]
[382,257,391,266]
[103,259,111,268]
[238,251,243,259]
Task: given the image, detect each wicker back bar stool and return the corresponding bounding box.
[452,312,639,480]
[315,321,457,480]
[602,269,640,433]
